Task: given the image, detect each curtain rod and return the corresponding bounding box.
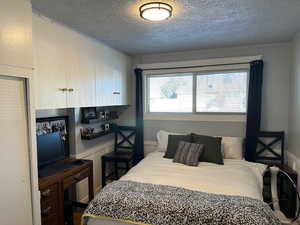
[139,62,251,71]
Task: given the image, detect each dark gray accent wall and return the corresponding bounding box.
[144,120,245,141]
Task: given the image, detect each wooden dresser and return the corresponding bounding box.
[39,159,94,225]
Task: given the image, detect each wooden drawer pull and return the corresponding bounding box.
[42,206,52,216]
[59,88,68,92]
[41,189,51,197]
[68,88,74,92]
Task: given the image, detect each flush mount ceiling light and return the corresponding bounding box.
[140,2,173,21]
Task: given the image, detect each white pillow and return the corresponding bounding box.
[156,130,184,152]
[221,136,244,159]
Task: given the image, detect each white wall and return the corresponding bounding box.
[287,33,300,175]
[131,43,292,141]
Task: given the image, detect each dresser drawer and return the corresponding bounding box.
[63,167,90,189]
[40,183,58,203]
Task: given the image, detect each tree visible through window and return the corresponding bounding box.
[148,74,193,112]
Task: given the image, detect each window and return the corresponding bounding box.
[147,74,193,112]
[145,70,248,114]
[196,71,248,113]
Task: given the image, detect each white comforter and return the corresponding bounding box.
[121,151,267,200]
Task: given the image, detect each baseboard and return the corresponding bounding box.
[80,186,102,203]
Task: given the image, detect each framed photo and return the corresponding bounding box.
[81,107,97,123]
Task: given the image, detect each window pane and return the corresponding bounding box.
[196,71,248,113]
[148,74,193,112]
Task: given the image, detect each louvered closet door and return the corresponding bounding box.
[0,76,33,225]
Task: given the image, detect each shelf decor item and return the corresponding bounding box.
[81,107,97,124]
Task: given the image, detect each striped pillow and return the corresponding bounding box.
[173,141,205,166]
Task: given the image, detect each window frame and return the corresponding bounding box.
[144,68,250,115]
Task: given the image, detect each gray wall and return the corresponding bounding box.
[131,42,292,141]
[288,34,300,159]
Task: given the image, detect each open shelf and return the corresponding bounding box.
[81,130,113,140]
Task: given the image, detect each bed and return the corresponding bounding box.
[83,151,280,225]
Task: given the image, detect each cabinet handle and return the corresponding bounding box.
[42,206,52,216]
[68,88,74,92]
[41,189,51,197]
[113,92,120,95]
[59,88,68,92]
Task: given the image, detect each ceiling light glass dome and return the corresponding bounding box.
[140,2,172,21]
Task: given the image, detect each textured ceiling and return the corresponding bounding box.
[31,0,300,55]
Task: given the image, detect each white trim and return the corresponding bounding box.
[0,72,40,225]
[144,113,246,122]
[137,55,262,70]
[79,186,102,203]
[143,62,250,121]
[0,64,33,78]
[142,64,250,75]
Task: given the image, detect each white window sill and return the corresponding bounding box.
[144,113,246,122]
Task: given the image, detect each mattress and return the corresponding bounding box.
[86,151,267,225]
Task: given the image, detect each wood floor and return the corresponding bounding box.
[74,212,83,225]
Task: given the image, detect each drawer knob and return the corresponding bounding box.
[113,92,120,95]
[59,88,68,92]
[42,206,52,216]
[68,88,74,92]
[41,189,51,197]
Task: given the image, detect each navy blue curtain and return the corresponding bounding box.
[134,68,144,165]
[245,60,264,162]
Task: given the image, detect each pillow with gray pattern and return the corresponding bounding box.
[173,141,205,166]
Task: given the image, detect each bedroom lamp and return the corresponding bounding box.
[139,2,173,21]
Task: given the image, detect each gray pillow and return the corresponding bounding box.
[173,141,205,166]
[191,133,223,165]
[164,134,192,159]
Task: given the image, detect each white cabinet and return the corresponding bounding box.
[95,61,114,106]
[33,16,68,109]
[33,14,130,110]
[65,36,96,108]
[0,0,32,69]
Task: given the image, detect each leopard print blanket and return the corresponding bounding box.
[83,180,280,225]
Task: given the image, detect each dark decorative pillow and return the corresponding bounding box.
[164,134,192,159]
[173,141,205,166]
[191,133,223,165]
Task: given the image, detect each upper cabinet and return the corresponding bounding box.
[0,0,32,70]
[95,48,130,107]
[33,16,68,109]
[33,14,131,110]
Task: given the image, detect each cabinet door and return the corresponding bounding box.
[120,64,129,105]
[33,15,67,109]
[112,69,122,105]
[0,0,32,69]
[65,37,96,108]
[95,58,114,106]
